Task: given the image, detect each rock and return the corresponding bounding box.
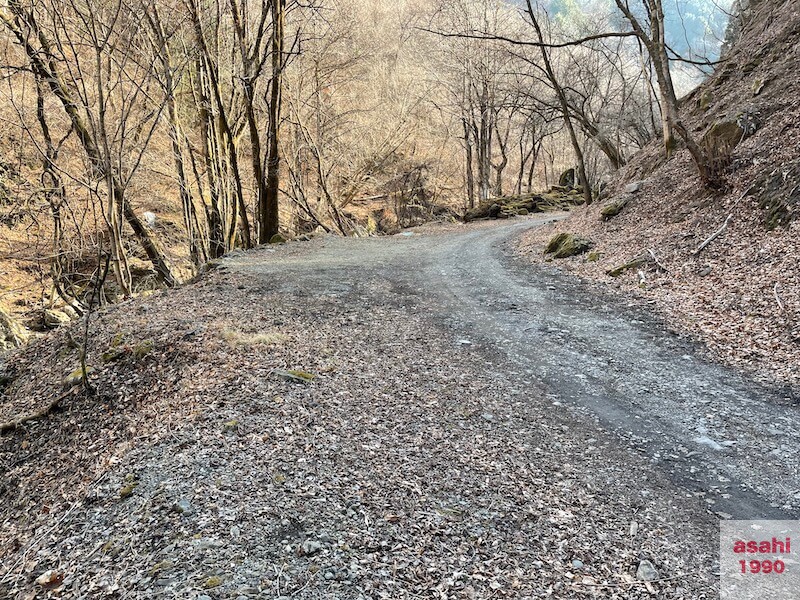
[119,482,138,499]
[544,233,593,259]
[558,167,576,188]
[698,89,713,110]
[272,369,316,384]
[128,258,156,278]
[636,559,659,582]
[35,570,64,589]
[748,159,800,229]
[606,254,650,277]
[133,339,154,359]
[269,233,287,244]
[0,306,28,351]
[42,308,70,329]
[571,559,584,569]
[487,203,502,218]
[63,365,94,389]
[481,413,494,422]
[143,211,157,227]
[300,540,323,556]
[702,119,745,152]
[174,499,193,515]
[624,181,643,194]
[600,198,629,221]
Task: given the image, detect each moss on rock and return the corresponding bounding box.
[600,198,629,221]
[544,233,593,259]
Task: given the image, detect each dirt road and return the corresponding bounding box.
[3,216,798,598]
[239,216,800,521]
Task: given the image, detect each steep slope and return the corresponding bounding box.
[519,0,800,390]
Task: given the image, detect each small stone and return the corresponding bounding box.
[481,413,494,422]
[624,181,643,193]
[571,559,584,569]
[629,521,639,537]
[174,499,193,515]
[300,540,323,556]
[636,559,659,582]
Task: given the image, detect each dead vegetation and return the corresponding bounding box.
[516,0,800,390]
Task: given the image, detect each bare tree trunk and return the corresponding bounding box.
[462,116,476,208]
[525,2,592,205]
[262,0,286,243]
[1,6,177,286]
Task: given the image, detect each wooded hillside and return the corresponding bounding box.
[0,0,735,339]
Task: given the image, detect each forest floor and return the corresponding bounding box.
[2,216,799,599]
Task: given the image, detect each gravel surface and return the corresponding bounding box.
[5,216,787,598]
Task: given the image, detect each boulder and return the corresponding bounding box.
[43,309,71,329]
[269,233,287,244]
[600,198,629,221]
[544,233,593,259]
[0,307,28,351]
[558,168,576,189]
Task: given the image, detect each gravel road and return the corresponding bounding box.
[235,216,800,522]
[4,215,798,598]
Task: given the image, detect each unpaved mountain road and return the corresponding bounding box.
[234,216,800,521]
[4,215,799,599]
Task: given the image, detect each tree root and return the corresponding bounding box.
[0,390,74,434]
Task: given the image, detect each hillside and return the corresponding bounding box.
[518,0,800,390]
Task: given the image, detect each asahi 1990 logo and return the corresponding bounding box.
[721,521,799,599]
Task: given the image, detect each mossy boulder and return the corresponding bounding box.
[269,233,287,244]
[0,307,28,352]
[63,365,94,389]
[698,89,713,111]
[600,198,629,221]
[544,233,593,259]
[558,167,576,188]
[702,119,745,151]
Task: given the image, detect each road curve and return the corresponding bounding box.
[231,216,800,521]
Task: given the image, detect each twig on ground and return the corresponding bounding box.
[574,570,703,589]
[648,248,669,273]
[774,283,785,313]
[693,214,732,256]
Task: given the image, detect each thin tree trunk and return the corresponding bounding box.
[525,2,592,205]
[262,0,285,243]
